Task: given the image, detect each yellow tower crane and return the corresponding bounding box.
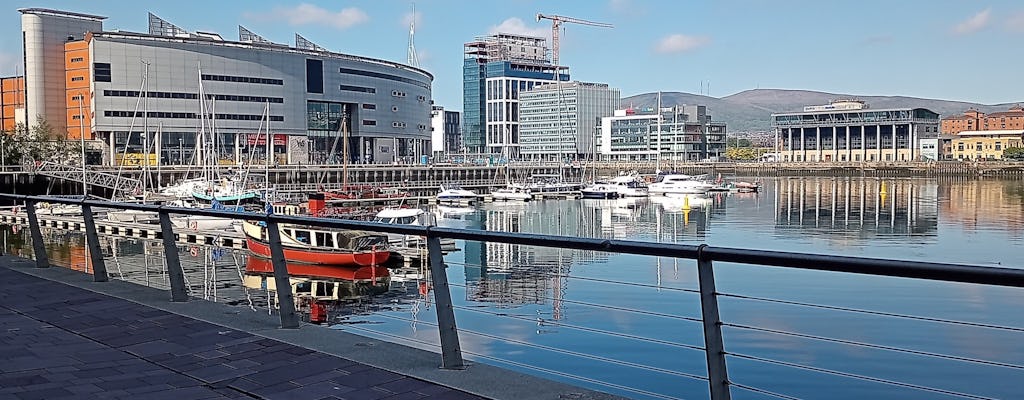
[535,14,613,67]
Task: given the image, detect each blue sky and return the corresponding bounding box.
[2,1,1023,108]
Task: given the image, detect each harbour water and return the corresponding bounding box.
[3,176,1023,399]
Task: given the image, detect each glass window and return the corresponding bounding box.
[294,230,311,244]
[306,59,324,94]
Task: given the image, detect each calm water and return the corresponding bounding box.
[3,177,1023,400]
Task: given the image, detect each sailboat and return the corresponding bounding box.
[490,140,531,201]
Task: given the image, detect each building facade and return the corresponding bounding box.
[518,81,619,160]
[462,33,567,158]
[1,76,26,132]
[941,106,1024,135]
[430,105,461,159]
[18,8,433,166]
[597,105,726,161]
[772,100,940,162]
[950,130,1024,160]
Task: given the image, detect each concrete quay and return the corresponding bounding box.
[0,256,621,400]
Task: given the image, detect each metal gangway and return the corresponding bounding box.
[34,162,143,196]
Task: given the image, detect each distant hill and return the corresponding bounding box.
[621,89,1022,133]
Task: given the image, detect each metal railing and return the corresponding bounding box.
[3,192,1024,400]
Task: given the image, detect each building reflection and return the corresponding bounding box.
[773,178,939,240]
[938,179,1024,234]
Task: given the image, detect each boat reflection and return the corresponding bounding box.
[243,256,390,303]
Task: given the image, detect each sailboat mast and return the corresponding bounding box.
[264,101,271,198]
[141,60,150,202]
[341,106,349,189]
[656,91,662,173]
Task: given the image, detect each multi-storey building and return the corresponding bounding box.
[462,33,567,157]
[16,8,433,166]
[0,76,26,132]
[597,105,726,161]
[941,106,1024,135]
[430,105,461,159]
[518,81,619,160]
[772,100,940,162]
[950,130,1024,160]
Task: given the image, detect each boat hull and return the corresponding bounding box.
[246,237,390,266]
[580,190,619,199]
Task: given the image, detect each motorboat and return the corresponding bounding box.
[580,182,620,199]
[170,200,243,231]
[33,202,83,216]
[491,186,532,201]
[241,220,391,266]
[374,207,432,247]
[436,183,477,203]
[648,174,714,195]
[608,175,649,197]
[515,174,582,195]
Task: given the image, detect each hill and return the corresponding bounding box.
[621,89,1022,132]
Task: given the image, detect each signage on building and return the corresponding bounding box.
[246,134,287,146]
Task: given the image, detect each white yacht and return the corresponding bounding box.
[514,174,582,195]
[608,175,649,197]
[436,183,477,204]
[648,174,714,195]
[580,182,620,199]
[491,186,532,201]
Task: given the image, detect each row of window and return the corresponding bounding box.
[102,90,284,104]
[70,57,84,63]
[340,85,376,94]
[104,110,284,121]
[338,68,429,90]
[94,63,111,83]
[201,74,283,85]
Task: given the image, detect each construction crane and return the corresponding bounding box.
[536,14,612,67]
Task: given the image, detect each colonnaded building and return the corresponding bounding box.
[9,8,433,166]
[771,100,940,162]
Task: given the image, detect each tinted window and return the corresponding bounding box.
[306,59,324,94]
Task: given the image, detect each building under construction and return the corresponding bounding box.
[462,33,568,158]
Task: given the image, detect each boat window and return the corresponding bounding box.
[295,281,312,294]
[315,232,334,248]
[396,216,416,224]
[315,282,334,297]
[295,230,311,244]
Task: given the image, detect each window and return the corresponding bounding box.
[340,85,375,93]
[72,115,82,120]
[362,103,376,110]
[305,59,324,94]
[392,106,398,112]
[71,76,84,82]
[71,95,83,101]
[200,74,283,85]
[314,232,334,248]
[391,90,407,98]
[93,62,111,82]
[362,120,376,126]
[339,67,429,89]
[392,121,406,128]
[70,57,83,63]
[294,230,311,244]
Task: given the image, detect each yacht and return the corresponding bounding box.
[515,174,582,195]
[436,183,477,204]
[648,174,714,195]
[580,181,620,199]
[491,186,532,201]
[608,175,649,197]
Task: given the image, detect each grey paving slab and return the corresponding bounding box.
[1,256,623,400]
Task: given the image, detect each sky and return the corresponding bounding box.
[2,0,1023,109]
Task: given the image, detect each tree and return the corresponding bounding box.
[0,117,81,166]
[1003,147,1024,161]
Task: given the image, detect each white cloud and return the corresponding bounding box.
[402,10,423,28]
[952,8,991,35]
[609,0,643,15]
[654,34,709,54]
[1006,12,1024,32]
[488,17,549,39]
[250,3,369,30]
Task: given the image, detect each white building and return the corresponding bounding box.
[598,106,726,161]
[518,81,619,160]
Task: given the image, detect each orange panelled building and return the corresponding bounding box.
[941,106,1024,135]
[1,76,25,132]
[65,39,93,140]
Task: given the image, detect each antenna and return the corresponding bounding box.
[407,3,419,67]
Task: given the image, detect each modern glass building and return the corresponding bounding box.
[462,33,568,158]
[598,105,726,161]
[771,100,940,162]
[19,8,433,166]
[518,81,619,161]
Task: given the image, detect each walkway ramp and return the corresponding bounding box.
[35,162,143,196]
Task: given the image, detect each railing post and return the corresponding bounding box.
[158,209,188,302]
[80,204,108,282]
[696,245,731,400]
[24,200,49,268]
[425,229,464,369]
[265,218,299,329]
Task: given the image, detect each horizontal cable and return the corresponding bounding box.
[445,260,701,294]
[727,352,997,400]
[448,281,704,324]
[718,292,1024,333]
[369,311,709,382]
[451,303,706,352]
[729,381,803,400]
[724,323,1024,370]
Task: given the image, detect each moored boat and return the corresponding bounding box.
[491,186,532,201]
[242,220,390,266]
[436,183,477,203]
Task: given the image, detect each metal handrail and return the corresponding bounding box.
[5,192,1024,400]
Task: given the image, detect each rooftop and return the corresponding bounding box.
[18,8,107,21]
[956,129,1024,136]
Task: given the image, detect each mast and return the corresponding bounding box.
[656,91,662,173]
[141,60,150,201]
[341,106,349,189]
[264,101,270,193]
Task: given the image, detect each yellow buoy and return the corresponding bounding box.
[681,196,691,211]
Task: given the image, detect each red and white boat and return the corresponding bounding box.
[242,220,391,266]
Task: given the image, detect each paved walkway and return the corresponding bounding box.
[0,263,483,400]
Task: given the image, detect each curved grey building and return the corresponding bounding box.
[20,9,433,165]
